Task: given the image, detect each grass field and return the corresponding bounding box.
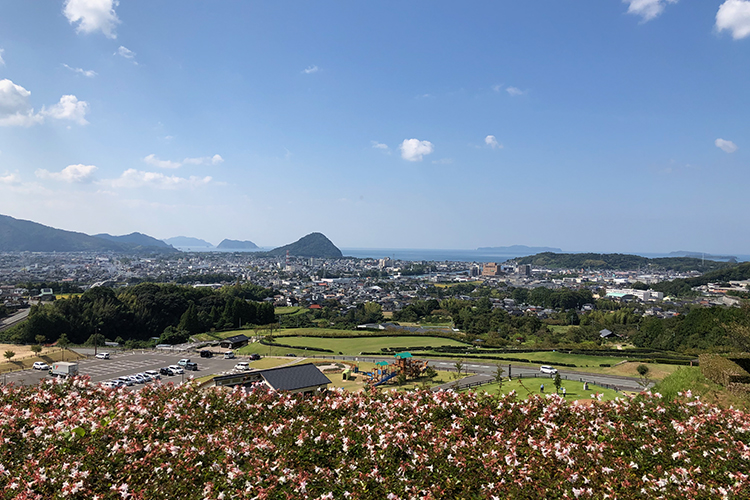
[653,366,750,410]
[547,325,572,334]
[261,335,468,356]
[0,347,84,373]
[463,378,623,401]
[275,306,306,316]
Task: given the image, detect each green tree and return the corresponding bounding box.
[57,333,70,348]
[553,372,562,394]
[3,351,15,363]
[454,359,463,376]
[35,335,46,345]
[636,364,651,389]
[30,344,42,355]
[494,364,504,388]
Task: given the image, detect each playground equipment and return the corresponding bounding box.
[365,352,429,387]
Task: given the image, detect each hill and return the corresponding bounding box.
[163,236,214,248]
[216,239,258,249]
[95,232,174,249]
[0,214,174,253]
[478,245,562,253]
[651,262,750,296]
[268,232,342,258]
[515,252,735,272]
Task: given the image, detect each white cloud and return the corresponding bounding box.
[41,95,90,125]
[0,49,5,66]
[432,158,454,165]
[36,164,98,183]
[715,138,738,153]
[63,64,97,78]
[492,84,503,92]
[303,65,319,74]
[116,46,136,60]
[506,86,526,96]
[0,79,90,127]
[399,139,434,162]
[143,154,181,169]
[485,135,503,149]
[371,141,389,150]
[623,0,678,22]
[108,169,212,189]
[64,0,120,39]
[716,0,750,40]
[0,172,21,184]
[183,154,224,166]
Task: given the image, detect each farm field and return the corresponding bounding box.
[0,346,83,373]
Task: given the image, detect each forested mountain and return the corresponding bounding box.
[478,245,562,253]
[217,239,258,249]
[0,214,173,253]
[516,252,735,272]
[95,232,175,250]
[268,232,342,258]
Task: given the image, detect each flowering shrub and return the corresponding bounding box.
[0,379,749,499]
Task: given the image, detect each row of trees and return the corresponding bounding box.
[1,283,275,346]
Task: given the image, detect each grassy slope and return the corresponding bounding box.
[653,366,750,410]
[463,378,623,401]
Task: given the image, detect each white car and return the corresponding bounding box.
[118,376,135,386]
[540,365,558,375]
[102,380,120,388]
[224,351,235,359]
[168,365,184,375]
[144,370,161,380]
[33,361,50,370]
[234,362,250,371]
[95,352,110,359]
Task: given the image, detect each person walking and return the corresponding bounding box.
[540,383,544,393]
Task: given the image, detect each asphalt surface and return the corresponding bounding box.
[3,348,646,393]
[304,355,647,391]
[0,308,30,332]
[2,349,256,387]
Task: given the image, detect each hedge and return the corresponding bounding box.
[700,354,750,386]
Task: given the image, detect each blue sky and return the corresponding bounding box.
[0,1,749,253]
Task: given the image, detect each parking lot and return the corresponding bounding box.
[2,350,253,387]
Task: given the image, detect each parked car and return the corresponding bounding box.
[131,374,146,384]
[199,350,213,358]
[540,365,558,375]
[234,362,250,371]
[223,351,235,359]
[33,362,50,370]
[102,380,119,389]
[144,370,161,380]
[249,353,261,360]
[95,352,110,359]
[159,367,173,376]
[184,361,198,371]
[285,353,297,357]
[118,376,135,386]
[138,372,152,383]
[168,365,184,375]
[177,359,190,367]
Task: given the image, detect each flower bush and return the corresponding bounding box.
[0,378,748,499]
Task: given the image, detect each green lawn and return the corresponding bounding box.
[260,335,468,356]
[275,306,306,316]
[547,325,572,334]
[463,378,623,401]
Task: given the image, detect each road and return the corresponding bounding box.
[304,354,646,391]
[0,308,30,332]
[2,349,646,393]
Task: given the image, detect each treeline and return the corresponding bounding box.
[0,283,275,346]
[516,252,734,272]
[652,262,750,297]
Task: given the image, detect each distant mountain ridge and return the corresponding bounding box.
[95,232,174,249]
[515,252,736,272]
[668,251,737,262]
[478,245,563,254]
[268,232,342,258]
[164,236,214,248]
[217,239,258,249]
[0,214,176,253]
